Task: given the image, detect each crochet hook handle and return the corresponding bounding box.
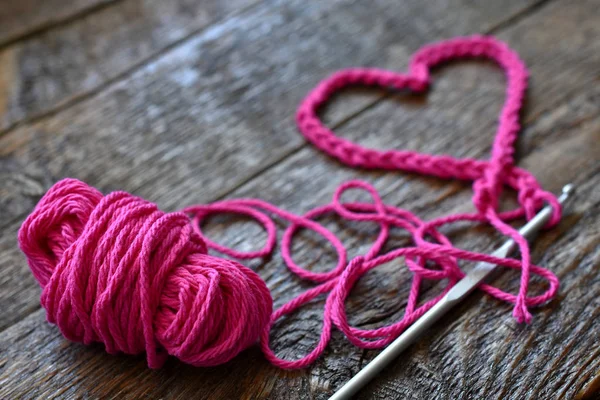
[329,184,575,400]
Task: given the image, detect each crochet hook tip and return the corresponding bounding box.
[557,183,575,209]
[561,183,575,198]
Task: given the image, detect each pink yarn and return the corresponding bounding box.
[18,179,272,368]
[18,36,561,370]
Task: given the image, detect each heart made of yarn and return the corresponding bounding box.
[297,35,556,223]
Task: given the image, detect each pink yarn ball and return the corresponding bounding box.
[18,178,272,368]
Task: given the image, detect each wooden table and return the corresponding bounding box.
[1,0,599,398]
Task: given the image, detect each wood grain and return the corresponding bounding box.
[0,0,599,399]
[0,0,115,48]
[0,0,541,332]
[0,0,258,132]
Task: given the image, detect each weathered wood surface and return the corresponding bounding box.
[0,0,115,48]
[0,0,599,399]
[0,0,257,132]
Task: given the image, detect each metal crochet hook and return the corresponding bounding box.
[330,184,575,400]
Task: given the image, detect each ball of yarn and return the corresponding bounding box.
[18,178,272,368]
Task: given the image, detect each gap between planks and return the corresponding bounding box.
[0,0,263,138]
[0,0,122,49]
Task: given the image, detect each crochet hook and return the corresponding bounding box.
[329,184,575,400]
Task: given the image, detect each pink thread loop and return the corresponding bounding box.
[18,35,563,370]
[185,203,277,259]
[187,178,558,368]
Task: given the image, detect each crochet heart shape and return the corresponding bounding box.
[297,36,559,220]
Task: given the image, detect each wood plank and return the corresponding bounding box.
[0,0,259,132]
[1,65,598,400]
[0,0,115,47]
[0,0,540,331]
[1,0,599,398]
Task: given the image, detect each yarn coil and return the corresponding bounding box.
[18,180,272,368]
[19,36,562,369]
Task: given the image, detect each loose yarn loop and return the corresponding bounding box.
[18,36,561,370]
